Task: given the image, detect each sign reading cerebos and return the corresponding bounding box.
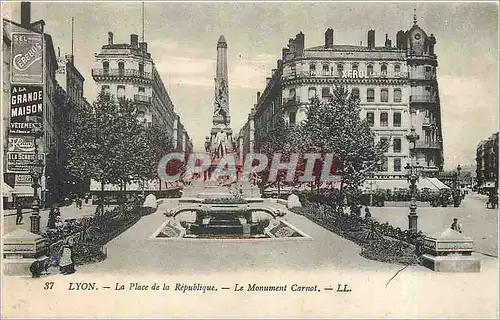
[10,85,43,135]
[11,32,44,84]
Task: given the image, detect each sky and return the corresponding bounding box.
[2,1,498,169]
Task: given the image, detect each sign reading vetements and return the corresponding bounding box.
[11,32,44,84]
[10,85,43,135]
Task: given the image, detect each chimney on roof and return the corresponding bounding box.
[367,30,375,49]
[139,42,148,53]
[130,34,139,48]
[277,59,282,69]
[396,30,405,49]
[65,54,74,65]
[266,77,272,85]
[21,2,31,27]
[295,32,305,56]
[108,32,114,45]
[384,34,391,48]
[282,48,290,59]
[324,28,334,49]
[257,91,261,102]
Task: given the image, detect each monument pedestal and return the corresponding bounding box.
[420,228,480,272]
[3,229,49,276]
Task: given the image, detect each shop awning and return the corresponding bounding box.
[2,182,14,197]
[363,177,450,191]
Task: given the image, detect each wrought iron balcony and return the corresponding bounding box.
[134,94,151,104]
[410,95,437,103]
[415,140,441,149]
[422,117,437,128]
[282,96,300,106]
[92,68,153,80]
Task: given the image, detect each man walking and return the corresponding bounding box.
[15,201,23,225]
[450,218,462,233]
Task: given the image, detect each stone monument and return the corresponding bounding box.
[3,228,49,276]
[420,228,480,272]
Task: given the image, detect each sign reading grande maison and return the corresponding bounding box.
[10,85,43,135]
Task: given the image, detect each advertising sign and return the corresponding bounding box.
[7,136,35,152]
[15,174,33,186]
[6,152,45,174]
[11,32,44,84]
[10,85,43,135]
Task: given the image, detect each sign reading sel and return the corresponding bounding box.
[11,32,44,84]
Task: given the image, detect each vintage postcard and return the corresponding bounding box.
[1,1,498,318]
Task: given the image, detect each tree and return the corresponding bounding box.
[64,92,154,202]
[295,86,389,212]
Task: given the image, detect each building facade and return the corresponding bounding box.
[246,16,444,178]
[92,32,183,137]
[3,5,68,207]
[476,132,499,192]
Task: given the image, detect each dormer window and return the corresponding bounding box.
[102,61,109,75]
[336,63,344,74]
[322,64,329,75]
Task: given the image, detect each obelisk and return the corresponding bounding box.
[209,35,233,158]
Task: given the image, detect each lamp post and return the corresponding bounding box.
[454,164,462,207]
[405,127,420,234]
[29,124,44,234]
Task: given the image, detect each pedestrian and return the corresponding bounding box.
[59,239,75,275]
[15,201,23,225]
[47,206,57,229]
[77,198,82,209]
[450,218,462,233]
[364,206,372,220]
[84,194,89,204]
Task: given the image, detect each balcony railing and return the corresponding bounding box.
[282,96,300,106]
[415,140,441,149]
[92,68,153,80]
[409,73,436,80]
[282,70,409,80]
[134,94,151,103]
[410,95,437,103]
[422,117,437,128]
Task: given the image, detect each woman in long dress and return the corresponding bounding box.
[59,240,75,275]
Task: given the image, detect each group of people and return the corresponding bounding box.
[47,206,63,229]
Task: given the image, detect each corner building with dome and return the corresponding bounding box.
[237,16,444,179]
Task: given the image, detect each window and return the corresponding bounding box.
[393,112,401,127]
[289,88,296,99]
[118,62,125,75]
[381,88,389,102]
[366,112,374,127]
[394,64,400,74]
[290,63,296,76]
[352,64,358,72]
[309,63,316,75]
[322,87,330,98]
[393,138,402,153]
[322,64,329,75]
[308,87,317,99]
[101,85,110,94]
[367,64,374,76]
[289,112,296,126]
[425,66,432,72]
[394,88,402,102]
[380,112,388,126]
[139,63,144,76]
[102,61,109,74]
[381,64,387,75]
[138,87,145,93]
[337,64,344,74]
[117,85,125,99]
[351,88,359,100]
[394,158,401,172]
[367,88,375,102]
[381,157,389,172]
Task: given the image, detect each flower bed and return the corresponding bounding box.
[291,203,421,265]
[45,205,156,266]
[201,198,248,204]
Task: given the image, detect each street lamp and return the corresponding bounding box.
[453,164,462,207]
[405,126,420,234]
[29,124,44,234]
